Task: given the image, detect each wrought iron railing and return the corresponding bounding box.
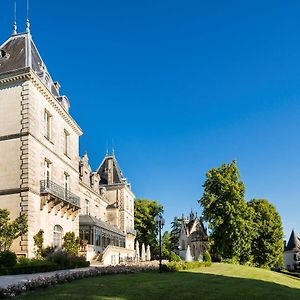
[40,180,81,208]
[126,227,136,235]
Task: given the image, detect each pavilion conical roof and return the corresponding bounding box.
[285,230,300,251]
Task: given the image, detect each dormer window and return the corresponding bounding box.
[0,49,9,61]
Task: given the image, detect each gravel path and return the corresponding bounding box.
[0,267,93,289]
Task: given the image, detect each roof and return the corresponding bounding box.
[182,215,208,239]
[0,32,59,97]
[97,154,128,185]
[79,215,125,236]
[285,230,300,252]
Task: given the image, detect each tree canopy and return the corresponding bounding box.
[199,161,284,267]
[134,199,163,256]
[248,199,284,267]
[199,161,252,262]
[170,216,182,251]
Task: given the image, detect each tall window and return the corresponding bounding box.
[64,130,70,156]
[85,199,90,215]
[53,225,63,248]
[44,110,52,140]
[44,160,51,182]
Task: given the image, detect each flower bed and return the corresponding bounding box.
[0,261,159,299]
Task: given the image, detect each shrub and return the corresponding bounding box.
[62,232,80,256]
[33,230,44,259]
[222,257,240,264]
[203,251,212,263]
[47,250,89,269]
[0,251,17,268]
[163,260,211,272]
[168,251,181,262]
[41,246,55,258]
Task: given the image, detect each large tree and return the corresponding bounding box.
[170,216,182,251]
[248,199,284,268]
[0,209,28,251]
[199,161,252,263]
[134,199,163,257]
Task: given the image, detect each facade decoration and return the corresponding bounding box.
[284,230,300,271]
[0,20,136,264]
[177,210,208,261]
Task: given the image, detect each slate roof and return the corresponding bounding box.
[79,215,125,236]
[0,32,59,97]
[182,216,208,239]
[285,230,300,252]
[97,155,128,185]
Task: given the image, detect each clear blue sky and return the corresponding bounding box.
[1,1,300,239]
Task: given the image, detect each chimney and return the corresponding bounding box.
[107,157,114,184]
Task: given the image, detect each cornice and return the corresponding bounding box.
[0,68,83,136]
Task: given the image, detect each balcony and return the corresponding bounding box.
[40,180,81,218]
[126,227,136,236]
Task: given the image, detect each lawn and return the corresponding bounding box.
[18,263,300,300]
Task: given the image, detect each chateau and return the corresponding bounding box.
[177,211,208,261]
[0,20,135,264]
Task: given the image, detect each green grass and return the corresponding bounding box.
[18,263,300,300]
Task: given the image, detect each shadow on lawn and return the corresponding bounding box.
[18,271,300,300]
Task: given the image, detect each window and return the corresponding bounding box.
[64,130,70,156]
[44,110,52,140]
[85,199,90,215]
[53,225,63,248]
[44,160,51,182]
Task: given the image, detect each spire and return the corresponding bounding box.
[26,0,30,33]
[12,0,17,35]
[285,229,300,251]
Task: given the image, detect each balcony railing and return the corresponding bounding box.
[40,180,81,208]
[126,227,136,236]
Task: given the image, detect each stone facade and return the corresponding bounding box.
[0,26,135,263]
[177,211,208,261]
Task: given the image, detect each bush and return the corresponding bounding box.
[33,230,44,258]
[162,260,211,272]
[62,232,80,256]
[222,257,240,264]
[41,246,55,258]
[0,251,17,268]
[47,250,89,269]
[168,251,182,262]
[203,251,212,263]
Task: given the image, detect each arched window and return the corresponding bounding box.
[53,225,63,248]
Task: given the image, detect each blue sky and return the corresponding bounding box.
[1,1,300,239]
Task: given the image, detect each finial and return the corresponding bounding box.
[13,0,17,35]
[26,0,30,33]
[112,139,115,156]
[105,141,109,156]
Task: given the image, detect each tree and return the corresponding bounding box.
[161,231,172,258]
[248,199,284,268]
[0,209,28,252]
[199,161,252,263]
[62,232,80,256]
[170,216,183,251]
[134,199,163,257]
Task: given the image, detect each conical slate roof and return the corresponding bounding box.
[285,230,300,251]
[0,32,59,97]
